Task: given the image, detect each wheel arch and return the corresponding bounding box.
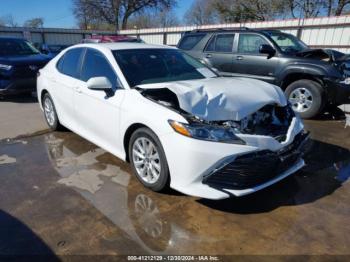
[123,123,149,162]
[40,89,49,106]
[280,73,324,90]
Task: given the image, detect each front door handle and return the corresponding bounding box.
[205,54,212,58]
[236,56,243,60]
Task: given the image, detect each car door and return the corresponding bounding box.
[202,33,235,75]
[73,48,125,154]
[232,33,279,83]
[51,48,84,131]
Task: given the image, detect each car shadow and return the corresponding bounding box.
[197,139,350,214]
[0,94,38,104]
[0,210,59,259]
[314,106,347,121]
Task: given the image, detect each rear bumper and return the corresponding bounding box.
[325,80,350,105]
[0,78,36,95]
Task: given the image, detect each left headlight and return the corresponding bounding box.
[340,77,350,85]
[168,120,246,144]
[0,64,12,71]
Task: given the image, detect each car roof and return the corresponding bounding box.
[183,28,283,35]
[72,42,176,51]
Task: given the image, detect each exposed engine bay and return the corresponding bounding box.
[138,87,294,142]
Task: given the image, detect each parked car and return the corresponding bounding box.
[81,34,144,44]
[39,44,70,58]
[0,37,51,96]
[178,28,350,118]
[37,43,309,200]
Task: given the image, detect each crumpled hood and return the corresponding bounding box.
[138,77,287,121]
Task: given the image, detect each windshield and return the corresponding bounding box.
[268,32,309,54]
[113,49,217,87]
[0,38,40,56]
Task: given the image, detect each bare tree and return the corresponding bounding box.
[184,0,219,25]
[0,15,18,27]
[73,0,177,30]
[212,0,289,23]
[288,0,325,18]
[23,18,44,28]
[127,7,179,29]
[323,0,350,16]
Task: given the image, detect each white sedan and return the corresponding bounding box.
[37,43,309,200]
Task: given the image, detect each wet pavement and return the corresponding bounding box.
[0,119,350,256]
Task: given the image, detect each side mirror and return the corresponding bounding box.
[259,44,276,58]
[87,77,113,91]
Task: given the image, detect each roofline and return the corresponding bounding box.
[184,27,284,35]
[187,27,251,34]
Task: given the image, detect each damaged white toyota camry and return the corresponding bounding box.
[37,43,309,200]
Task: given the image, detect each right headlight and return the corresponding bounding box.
[168,120,245,144]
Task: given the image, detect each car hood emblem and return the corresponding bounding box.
[29,65,39,71]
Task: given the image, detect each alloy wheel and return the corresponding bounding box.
[44,97,56,126]
[132,137,161,184]
[288,87,314,113]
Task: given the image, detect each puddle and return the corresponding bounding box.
[3,138,28,145]
[58,164,130,194]
[1,120,350,255]
[0,154,16,165]
[56,148,105,168]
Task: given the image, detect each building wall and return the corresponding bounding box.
[1,15,350,52]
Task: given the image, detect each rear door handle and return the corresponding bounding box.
[205,54,212,58]
[236,56,243,60]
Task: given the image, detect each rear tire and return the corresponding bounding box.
[128,127,170,192]
[285,79,325,119]
[42,93,63,131]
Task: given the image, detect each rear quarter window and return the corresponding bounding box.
[178,34,206,50]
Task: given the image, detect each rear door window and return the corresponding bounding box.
[178,34,206,50]
[205,34,235,53]
[57,48,84,78]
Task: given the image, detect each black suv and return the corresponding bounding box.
[178,29,350,118]
[0,37,51,96]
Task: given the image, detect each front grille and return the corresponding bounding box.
[12,63,46,78]
[203,132,308,190]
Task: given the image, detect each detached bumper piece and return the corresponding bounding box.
[203,132,309,190]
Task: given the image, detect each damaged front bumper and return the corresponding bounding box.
[202,131,309,195]
[325,79,350,105]
[159,116,307,200]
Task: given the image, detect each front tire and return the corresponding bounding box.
[42,93,63,131]
[128,127,170,192]
[285,79,325,119]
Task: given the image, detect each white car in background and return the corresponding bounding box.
[37,43,309,200]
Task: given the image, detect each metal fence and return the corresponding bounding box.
[1,15,350,52]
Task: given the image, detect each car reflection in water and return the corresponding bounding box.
[43,129,350,254]
[44,133,193,253]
